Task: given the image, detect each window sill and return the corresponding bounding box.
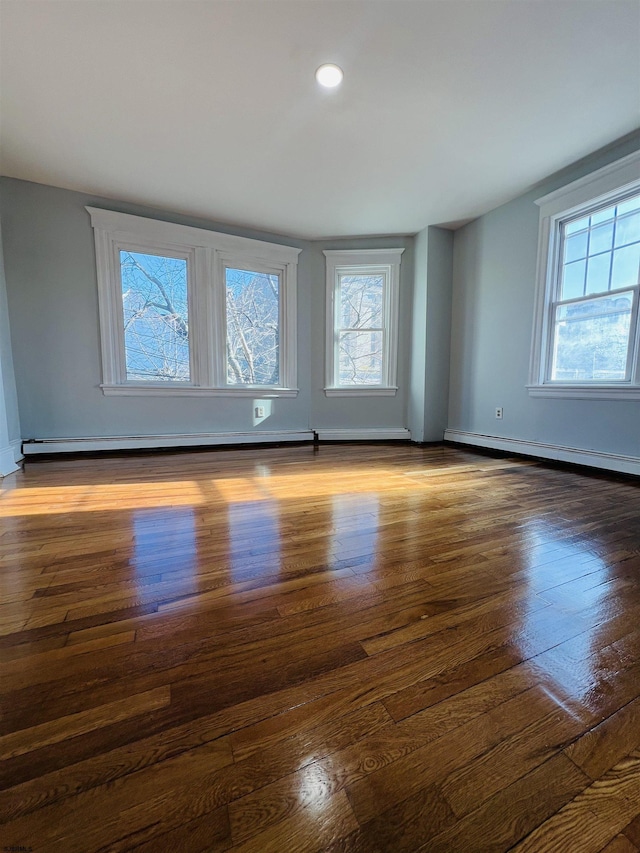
[324,386,398,397]
[101,384,299,398]
[527,384,640,400]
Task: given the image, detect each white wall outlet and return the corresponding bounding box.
[495,407,503,419]
[255,406,265,418]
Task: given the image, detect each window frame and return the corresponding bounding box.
[88,207,300,397]
[323,249,404,397]
[528,150,640,400]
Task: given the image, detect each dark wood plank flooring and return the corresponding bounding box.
[0,443,639,851]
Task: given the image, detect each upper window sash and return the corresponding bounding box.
[87,207,301,396]
[528,150,640,399]
[323,249,403,396]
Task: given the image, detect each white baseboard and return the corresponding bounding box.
[444,430,640,477]
[10,438,24,464]
[314,428,411,441]
[0,444,20,476]
[22,430,314,455]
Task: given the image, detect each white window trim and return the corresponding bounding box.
[528,150,640,400]
[87,207,301,396]
[323,248,404,397]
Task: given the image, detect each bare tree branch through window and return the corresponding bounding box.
[225,267,280,385]
[120,251,190,381]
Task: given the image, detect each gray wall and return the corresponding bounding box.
[408,226,453,443]
[0,198,21,471]
[449,132,640,458]
[0,178,415,440]
[408,228,428,441]
[424,227,453,441]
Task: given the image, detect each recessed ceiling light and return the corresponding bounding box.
[315,64,343,88]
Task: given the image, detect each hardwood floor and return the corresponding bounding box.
[0,442,639,852]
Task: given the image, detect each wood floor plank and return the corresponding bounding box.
[126,805,233,853]
[227,704,392,842]
[0,722,234,824]
[1,443,640,851]
[440,702,586,818]
[230,693,392,764]
[0,686,171,761]
[0,630,136,686]
[565,696,640,780]
[510,750,640,853]
[227,789,358,853]
[623,814,640,847]
[356,782,455,852]
[1,738,237,853]
[599,836,639,853]
[345,685,560,826]
[423,753,590,853]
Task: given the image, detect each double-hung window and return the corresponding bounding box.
[324,249,403,396]
[119,246,193,383]
[88,208,300,396]
[529,151,640,399]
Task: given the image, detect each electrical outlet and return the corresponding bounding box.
[495,407,503,419]
[255,406,265,418]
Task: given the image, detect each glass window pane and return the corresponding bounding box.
[551,292,633,382]
[585,252,611,295]
[338,274,384,329]
[338,330,383,385]
[590,205,616,226]
[614,211,640,248]
[588,222,613,255]
[226,268,280,385]
[561,259,586,300]
[611,244,640,289]
[565,216,590,235]
[120,251,190,382]
[564,232,588,263]
[617,195,640,216]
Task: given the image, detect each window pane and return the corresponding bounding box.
[338,330,383,385]
[611,243,640,289]
[338,274,384,329]
[617,195,640,216]
[590,205,616,226]
[561,259,586,300]
[588,222,613,255]
[564,232,588,263]
[551,292,633,382]
[226,268,280,385]
[120,251,190,382]
[565,216,589,235]
[585,252,611,295]
[614,211,640,248]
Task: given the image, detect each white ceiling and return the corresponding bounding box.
[1,0,639,239]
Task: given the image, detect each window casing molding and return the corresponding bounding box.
[323,248,404,397]
[528,150,640,400]
[87,207,301,396]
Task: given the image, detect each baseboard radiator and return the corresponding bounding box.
[22,431,314,455]
[444,429,640,477]
[22,428,412,455]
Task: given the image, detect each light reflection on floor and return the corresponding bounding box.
[227,500,282,580]
[297,759,334,811]
[518,519,614,716]
[131,507,198,598]
[329,493,379,573]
